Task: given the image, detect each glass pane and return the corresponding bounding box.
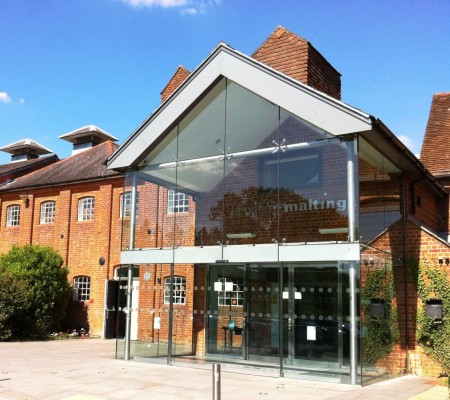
[206,265,246,359]
[177,78,226,160]
[278,139,349,243]
[247,264,281,366]
[359,137,402,244]
[360,249,399,384]
[170,264,196,359]
[141,126,178,166]
[225,81,279,153]
[222,152,279,245]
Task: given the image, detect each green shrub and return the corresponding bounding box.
[0,272,28,340]
[0,245,71,340]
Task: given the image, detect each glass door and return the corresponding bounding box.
[282,263,349,369]
[206,264,245,358]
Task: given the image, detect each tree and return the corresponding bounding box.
[0,245,71,339]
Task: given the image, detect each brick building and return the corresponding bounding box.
[107,26,450,385]
[0,126,124,337]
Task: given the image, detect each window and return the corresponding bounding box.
[120,191,139,218]
[73,276,91,301]
[164,276,186,304]
[6,204,20,227]
[218,277,243,306]
[78,197,95,221]
[168,190,189,213]
[261,149,322,190]
[40,201,56,224]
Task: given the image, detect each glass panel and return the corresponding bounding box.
[222,151,279,245]
[206,264,246,359]
[141,126,178,166]
[247,264,281,367]
[115,265,140,359]
[177,78,226,160]
[225,81,279,153]
[358,137,402,244]
[281,263,355,383]
[170,264,196,359]
[277,139,349,243]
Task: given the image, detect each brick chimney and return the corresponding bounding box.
[420,92,450,180]
[252,26,342,100]
[161,66,191,103]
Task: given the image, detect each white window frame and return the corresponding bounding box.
[164,276,186,304]
[167,190,189,214]
[120,191,139,218]
[40,201,56,224]
[218,277,243,307]
[78,197,95,221]
[73,276,91,301]
[6,204,20,227]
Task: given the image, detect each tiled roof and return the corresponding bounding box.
[0,154,59,177]
[420,92,450,177]
[0,141,121,191]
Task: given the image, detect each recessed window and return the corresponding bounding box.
[78,197,95,221]
[261,149,322,190]
[73,276,91,301]
[120,192,139,218]
[218,277,243,307]
[164,276,186,304]
[6,204,20,227]
[40,201,56,224]
[168,190,189,213]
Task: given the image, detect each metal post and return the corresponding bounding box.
[347,138,358,384]
[212,363,221,400]
[125,172,138,361]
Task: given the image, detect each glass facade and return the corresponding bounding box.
[115,77,407,385]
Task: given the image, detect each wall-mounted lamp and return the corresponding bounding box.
[147,229,152,235]
[446,258,450,266]
[439,257,443,265]
[60,233,64,239]
[98,256,106,266]
[19,193,30,207]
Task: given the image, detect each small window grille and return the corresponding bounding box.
[40,201,56,224]
[6,204,20,227]
[73,276,91,301]
[164,276,186,304]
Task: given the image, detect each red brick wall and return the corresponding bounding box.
[0,178,124,336]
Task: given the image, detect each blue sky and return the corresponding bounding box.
[1,0,449,165]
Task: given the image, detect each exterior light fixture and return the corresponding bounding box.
[99,256,106,266]
[438,257,443,265]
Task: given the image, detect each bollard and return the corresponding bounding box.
[212,363,221,400]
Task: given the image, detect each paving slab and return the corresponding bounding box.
[0,339,448,400]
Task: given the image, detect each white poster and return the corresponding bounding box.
[154,317,161,330]
[307,325,316,341]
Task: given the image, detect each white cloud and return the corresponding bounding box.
[19,98,25,105]
[123,0,189,7]
[122,0,219,14]
[0,91,12,104]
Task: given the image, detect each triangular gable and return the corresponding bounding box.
[108,43,373,170]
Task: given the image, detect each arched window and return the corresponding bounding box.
[40,201,56,224]
[6,204,20,227]
[78,197,95,221]
[73,276,91,301]
[164,276,186,304]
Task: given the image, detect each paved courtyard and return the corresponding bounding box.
[0,339,448,400]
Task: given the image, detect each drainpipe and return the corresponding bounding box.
[347,137,358,384]
[125,172,138,361]
[402,173,410,373]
